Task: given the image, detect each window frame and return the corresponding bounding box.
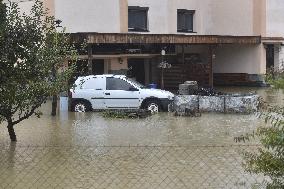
[177,9,195,33]
[128,6,149,32]
[106,77,134,91]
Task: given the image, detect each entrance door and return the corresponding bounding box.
[104,77,140,109]
[92,59,105,75]
[266,44,274,70]
[128,59,145,84]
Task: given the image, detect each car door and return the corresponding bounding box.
[104,77,140,109]
[83,76,106,109]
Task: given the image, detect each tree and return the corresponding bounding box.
[0,0,77,141]
[237,70,284,188]
[0,0,5,29]
[244,107,284,188]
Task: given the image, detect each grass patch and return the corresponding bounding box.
[102,110,152,119]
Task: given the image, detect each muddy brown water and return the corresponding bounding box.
[1,87,282,146]
[0,87,283,189]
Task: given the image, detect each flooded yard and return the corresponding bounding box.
[0,112,263,147]
[0,87,283,188]
[1,87,282,146]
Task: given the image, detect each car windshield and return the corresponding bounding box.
[126,78,146,89]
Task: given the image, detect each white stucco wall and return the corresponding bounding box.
[214,44,266,74]
[128,0,200,34]
[19,1,34,14]
[128,0,170,34]
[4,0,34,14]
[36,0,259,35]
[10,0,284,38]
[266,0,284,37]
[54,0,122,33]
[129,0,255,35]
[202,0,254,35]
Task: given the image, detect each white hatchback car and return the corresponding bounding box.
[70,75,175,113]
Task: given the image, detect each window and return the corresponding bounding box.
[177,9,195,33]
[83,77,104,90]
[106,78,133,90]
[128,6,149,32]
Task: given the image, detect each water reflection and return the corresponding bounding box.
[0,87,281,188]
[0,87,282,147]
[8,142,16,168]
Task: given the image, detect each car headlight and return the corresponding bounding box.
[168,95,174,100]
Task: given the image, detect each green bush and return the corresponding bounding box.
[241,69,284,188]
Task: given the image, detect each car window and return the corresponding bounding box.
[80,77,105,90]
[126,77,146,88]
[83,79,96,89]
[106,78,133,90]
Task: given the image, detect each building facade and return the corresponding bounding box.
[14,0,284,88]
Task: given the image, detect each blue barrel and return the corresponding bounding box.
[148,83,157,89]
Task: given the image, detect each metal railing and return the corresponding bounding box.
[0,145,269,189]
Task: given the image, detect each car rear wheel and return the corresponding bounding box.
[144,100,160,114]
[72,101,90,112]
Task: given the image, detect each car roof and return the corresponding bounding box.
[76,74,126,81]
[96,74,126,78]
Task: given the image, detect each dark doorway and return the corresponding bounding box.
[128,59,145,84]
[266,45,274,70]
[92,59,105,75]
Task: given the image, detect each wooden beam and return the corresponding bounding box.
[77,53,170,59]
[71,33,261,44]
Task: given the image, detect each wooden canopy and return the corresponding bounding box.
[71,33,261,45]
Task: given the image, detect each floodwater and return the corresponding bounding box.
[1,87,282,146]
[0,87,283,188]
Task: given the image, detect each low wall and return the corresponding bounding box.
[173,94,260,114]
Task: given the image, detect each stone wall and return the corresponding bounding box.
[173,95,259,114]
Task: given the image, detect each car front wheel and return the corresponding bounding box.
[72,101,90,112]
[145,100,160,114]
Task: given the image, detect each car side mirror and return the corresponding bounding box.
[129,87,139,91]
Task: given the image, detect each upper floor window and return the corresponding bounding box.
[177,9,195,33]
[128,6,149,32]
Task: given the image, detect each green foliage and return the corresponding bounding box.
[102,110,151,119]
[240,69,284,188]
[0,0,6,29]
[0,1,77,127]
[102,111,131,119]
[265,68,284,89]
[244,106,284,188]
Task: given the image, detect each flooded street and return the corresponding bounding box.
[1,87,282,147]
[0,87,283,188]
[0,112,262,147]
